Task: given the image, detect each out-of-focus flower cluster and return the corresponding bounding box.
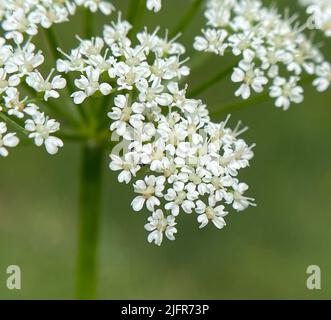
[194,0,331,110]
[300,0,331,37]
[59,15,256,246]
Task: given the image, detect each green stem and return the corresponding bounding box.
[209,75,315,119]
[84,9,93,38]
[23,84,81,127]
[43,28,62,61]
[127,0,144,35]
[187,60,238,98]
[0,112,28,135]
[76,142,104,300]
[170,0,205,37]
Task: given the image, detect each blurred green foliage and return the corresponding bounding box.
[0,0,331,299]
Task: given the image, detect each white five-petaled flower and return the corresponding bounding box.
[231,60,268,100]
[269,77,304,110]
[26,69,66,101]
[196,200,228,229]
[132,175,166,212]
[144,210,177,246]
[109,152,141,184]
[25,111,64,155]
[72,66,112,104]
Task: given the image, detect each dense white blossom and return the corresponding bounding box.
[0,0,160,43]
[194,0,330,107]
[1,0,327,247]
[0,34,64,154]
[57,19,256,245]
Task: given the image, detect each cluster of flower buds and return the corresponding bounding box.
[58,14,256,246]
[194,0,330,110]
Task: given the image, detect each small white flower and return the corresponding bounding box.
[26,69,66,101]
[3,87,27,119]
[108,94,144,137]
[144,210,177,246]
[194,29,228,55]
[72,66,112,104]
[146,0,162,13]
[231,60,268,100]
[164,182,198,216]
[25,112,64,155]
[0,122,19,157]
[269,77,304,110]
[5,42,44,76]
[0,68,19,94]
[109,152,141,184]
[131,175,166,212]
[313,62,331,92]
[232,182,256,212]
[196,200,228,229]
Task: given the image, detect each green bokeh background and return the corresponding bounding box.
[0,0,330,299]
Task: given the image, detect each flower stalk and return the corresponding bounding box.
[76,141,104,300]
[170,0,205,37]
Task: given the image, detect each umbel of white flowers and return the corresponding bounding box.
[194,0,331,110]
[0,0,255,246]
[60,16,256,246]
[0,0,329,245]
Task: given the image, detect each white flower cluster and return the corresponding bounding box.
[0,36,65,156]
[0,0,160,43]
[299,0,331,37]
[194,0,330,110]
[0,0,161,157]
[0,0,114,43]
[59,15,256,246]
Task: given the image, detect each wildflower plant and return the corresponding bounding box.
[0,0,329,299]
